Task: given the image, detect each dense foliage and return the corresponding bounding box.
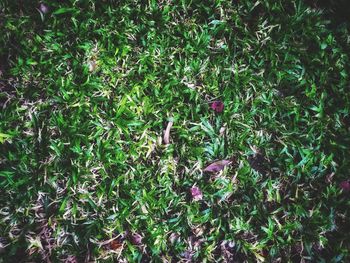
[1,0,350,262]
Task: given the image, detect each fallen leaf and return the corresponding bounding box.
[219,126,226,136]
[211,100,224,113]
[163,121,173,144]
[130,233,143,245]
[340,180,350,192]
[39,3,49,14]
[109,239,123,250]
[191,186,203,201]
[88,60,98,72]
[203,160,231,173]
[192,225,205,237]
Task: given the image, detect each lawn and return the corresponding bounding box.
[1,0,350,262]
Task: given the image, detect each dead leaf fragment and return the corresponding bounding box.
[39,3,49,14]
[219,126,226,136]
[163,121,173,144]
[130,233,143,245]
[109,239,123,250]
[88,60,98,72]
[191,186,203,201]
[211,100,224,113]
[203,160,231,173]
[340,180,350,192]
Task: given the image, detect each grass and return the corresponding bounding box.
[1,0,350,262]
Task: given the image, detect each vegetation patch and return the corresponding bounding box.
[1,0,350,262]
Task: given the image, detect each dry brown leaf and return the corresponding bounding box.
[109,239,123,250]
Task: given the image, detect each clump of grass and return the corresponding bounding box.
[1,0,350,262]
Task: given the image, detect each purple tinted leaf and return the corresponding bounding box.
[130,233,143,245]
[340,180,350,192]
[203,160,231,173]
[39,3,49,14]
[211,100,224,113]
[191,186,203,201]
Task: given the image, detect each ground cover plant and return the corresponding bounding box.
[1,0,350,262]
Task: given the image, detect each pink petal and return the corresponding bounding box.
[203,160,231,173]
[340,180,350,192]
[191,186,203,201]
[211,101,224,113]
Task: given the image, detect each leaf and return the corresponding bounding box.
[219,126,226,136]
[39,3,49,14]
[109,239,123,250]
[340,180,350,192]
[203,160,231,173]
[191,186,203,201]
[211,100,224,113]
[253,251,265,262]
[59,197,68,214]
[200,118,215,137]
[130,233,143,245]
[53,7,79,15]
[163,121,173,144]
[0,133,11,144]
[88,60,97,72]
[0,171,15,186]
[209,19,223,26]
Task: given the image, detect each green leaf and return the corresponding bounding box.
[53,8,79,15]
[0,133,11,143]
